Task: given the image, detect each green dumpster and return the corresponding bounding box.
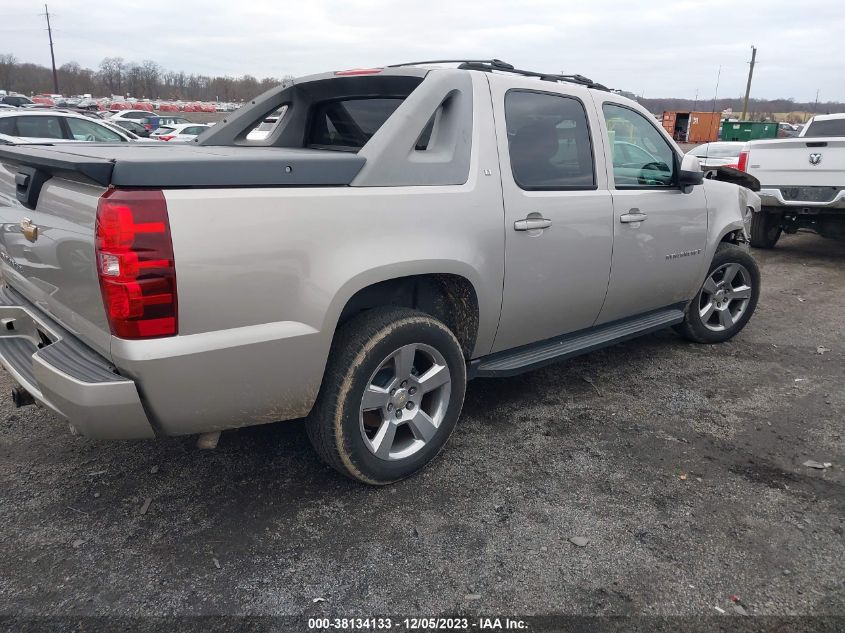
[721,121,779,142]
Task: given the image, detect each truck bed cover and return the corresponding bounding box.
[0,143,366,187]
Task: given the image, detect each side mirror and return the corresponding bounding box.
[678,154,703,192]
[678,169,704,188]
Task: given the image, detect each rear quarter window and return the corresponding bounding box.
[307,98,404,150]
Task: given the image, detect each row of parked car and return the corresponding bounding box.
[0,107,211,145]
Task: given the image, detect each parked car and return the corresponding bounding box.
[140,115,192,132]
[687,141,746,169]
[0,95,34,108]
[246,107,287,140]
[740,113,844,247]
[777,122,800,138]
[0,109,139,144]
[150,123,210,141]
[108,109,156,124]
[110,119,151,137]
[0,61,761,484]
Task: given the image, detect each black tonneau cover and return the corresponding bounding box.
[0,143,366,187]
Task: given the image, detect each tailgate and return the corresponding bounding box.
[746,138,845,187]
[0,150,112,357]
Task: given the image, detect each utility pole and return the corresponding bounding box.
[44,4,59,94]
[692,88,699,112]
[740,45,757,121]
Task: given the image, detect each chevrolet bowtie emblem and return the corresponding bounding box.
[20,217,38,243]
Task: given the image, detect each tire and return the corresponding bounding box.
[750,211,782,249]
[674,243,761,344]
[306,307,467,485]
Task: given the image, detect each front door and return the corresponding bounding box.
[490,80,615,353]
[594,100,708,325]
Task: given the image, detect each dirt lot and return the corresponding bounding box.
[0,232,842,624]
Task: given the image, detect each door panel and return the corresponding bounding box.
[595,99,708,325]
[489,79,614,353]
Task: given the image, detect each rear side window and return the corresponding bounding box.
[0,117,15,135]
[308,98,404,150]
[803,119,845,137]
[504,91,595,190]
[15,116,64,139]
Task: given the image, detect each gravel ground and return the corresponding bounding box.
[0,232,842,624]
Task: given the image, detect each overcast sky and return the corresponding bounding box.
[4,0,844,101]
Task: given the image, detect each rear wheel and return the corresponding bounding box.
[750,211,782,248]
[674,243,760,344]
[306,307,466,485]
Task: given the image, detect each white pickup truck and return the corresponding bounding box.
[742,112,845,248]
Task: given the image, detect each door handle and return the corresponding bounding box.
[620,209,648,223]
[514,217,552,231]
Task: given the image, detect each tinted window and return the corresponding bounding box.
[66,117,124,142]
[15,116,64,139]
[603,103,676,188]
[803,119,845,137]
[308,98,403,150]
[504,90,595,190]
[0,117,16,135]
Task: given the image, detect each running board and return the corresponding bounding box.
[474,307,685,378]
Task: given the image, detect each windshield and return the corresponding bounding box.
[803,118,845,137]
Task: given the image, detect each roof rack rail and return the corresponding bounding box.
[388,59,609,91]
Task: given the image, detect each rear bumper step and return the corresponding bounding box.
[0,285,155,439]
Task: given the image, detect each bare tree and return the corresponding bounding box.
[0,53,17,90]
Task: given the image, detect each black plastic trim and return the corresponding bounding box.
[474,305,686,378]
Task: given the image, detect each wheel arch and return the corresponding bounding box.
[324,262,489,360]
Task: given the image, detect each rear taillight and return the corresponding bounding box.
[737,149,749,172]
[95,189,177,339]
[157,135,174,141]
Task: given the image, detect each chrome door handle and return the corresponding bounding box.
[514,217,552,231]
[620,209,648,223]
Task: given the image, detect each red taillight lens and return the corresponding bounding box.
[737,150,749,172]
[95,189,177,339]
[157,135,174,141]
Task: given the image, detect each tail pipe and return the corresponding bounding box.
[11,386,35,408]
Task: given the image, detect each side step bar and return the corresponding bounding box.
[473,307,685,378]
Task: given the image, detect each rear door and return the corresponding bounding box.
[593,98,708,325]
[490,77,614,352]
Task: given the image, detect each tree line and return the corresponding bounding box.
[635,95,845,120]
[0,54,293,102]
[2,53,843,116]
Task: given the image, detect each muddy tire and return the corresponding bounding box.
[306,307,466,485]
[750,211,782,249]
[674,243,760,344]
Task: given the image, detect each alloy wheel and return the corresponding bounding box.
[699,263,753,332]
[359,343,452,461]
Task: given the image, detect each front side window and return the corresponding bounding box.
[504,90,595,190]
[603,103,676,188]
[15,116,64,139]
[66,117,124,142]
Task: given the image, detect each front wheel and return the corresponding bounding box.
[674,243,761,344]
[306,307,467,485]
